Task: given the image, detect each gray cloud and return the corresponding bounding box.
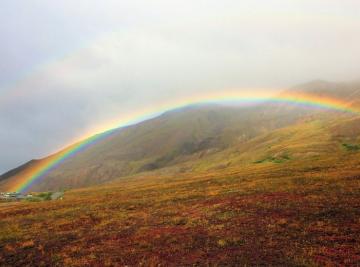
[1,0,360,172]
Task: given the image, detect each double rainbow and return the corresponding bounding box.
[5,90,359,193]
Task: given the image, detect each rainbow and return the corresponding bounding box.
[6,90,360,193]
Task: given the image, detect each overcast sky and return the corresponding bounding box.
[0,0,360,173]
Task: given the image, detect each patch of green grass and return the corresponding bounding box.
[342,143,360,151]
[254,155,291,164]
[23,197,42,202]
[30,192,53,201]
[254,159,266,164]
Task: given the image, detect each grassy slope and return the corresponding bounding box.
[3,81,359,193]
[1,114,360,266]
[136,111,358,175]
[0,103,310,192]
[1,81,359,193]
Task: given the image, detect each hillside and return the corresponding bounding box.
[0,160,38,183]
[1,131,360,265]
[1,81,360,192]
[1,81,360,265]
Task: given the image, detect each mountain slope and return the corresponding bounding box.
[0,160,39,183]
[1,121,360,266]
[1,81,360,266]
[1,81,360,192]
[0,104,311,192]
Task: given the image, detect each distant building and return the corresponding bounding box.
[0,191,64,201]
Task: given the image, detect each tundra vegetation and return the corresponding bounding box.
[0,151,359,266]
